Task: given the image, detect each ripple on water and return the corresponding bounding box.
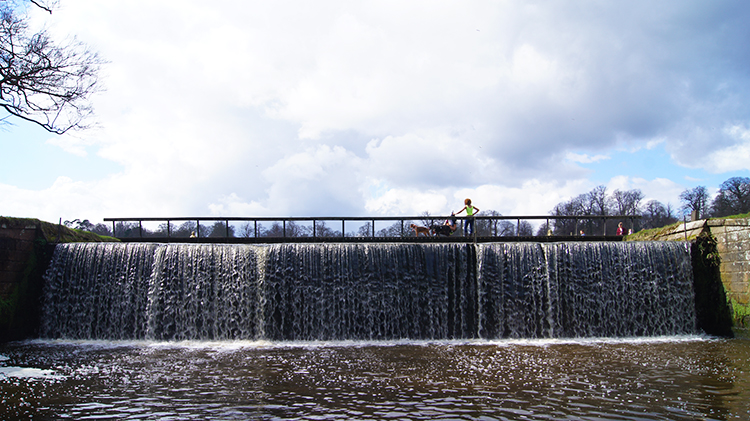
[0,337,748,420]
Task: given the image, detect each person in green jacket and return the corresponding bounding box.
[456,198,480,236]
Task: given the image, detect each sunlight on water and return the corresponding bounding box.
[2,336,749,420]
[18,241,737,419]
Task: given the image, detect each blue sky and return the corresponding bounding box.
[1,0,749,224]
[1,121,119,190]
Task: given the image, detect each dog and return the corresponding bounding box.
[431,224,452,236]
[410,224,432,237]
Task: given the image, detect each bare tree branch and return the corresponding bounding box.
[29,0,56,14]
[1,1,103,134]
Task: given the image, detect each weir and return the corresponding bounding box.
[40,241,697,341]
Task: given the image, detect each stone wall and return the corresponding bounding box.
[631,218,750,326]
[707,219,750,323]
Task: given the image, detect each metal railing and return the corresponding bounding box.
[103,215,639,242]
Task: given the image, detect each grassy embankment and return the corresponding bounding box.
[625,212,750,242]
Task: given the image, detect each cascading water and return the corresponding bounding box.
[261,243,475,340]
[40,241,696,341]
[476,242,696,339]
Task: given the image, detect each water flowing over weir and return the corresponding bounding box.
[40,242,697,341]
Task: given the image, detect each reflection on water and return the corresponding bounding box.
[1,336,749,420]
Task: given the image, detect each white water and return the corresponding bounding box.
[3,336,749,420]
[40,241,697,341]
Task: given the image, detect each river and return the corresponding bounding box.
[2,336,748,420]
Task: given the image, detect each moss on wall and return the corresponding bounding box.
[729,298,750,328]
[691,232,734,337]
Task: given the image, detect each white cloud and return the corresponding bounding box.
[364,131,490,189]
[246,144,366,216]
[703,125,750,172]
[565,152,610,164]
[606,176,685,208]
[364,187,450,216]
[4,1,749,224]
[45,135,93,157]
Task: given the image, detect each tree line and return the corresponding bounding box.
[66,176,750,238]
[65,216,536,239]
[547,176,750,235]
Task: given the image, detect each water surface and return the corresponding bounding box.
[1,336,748,420]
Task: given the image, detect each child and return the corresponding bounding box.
[455,198,480,236]
[616,222,625,236]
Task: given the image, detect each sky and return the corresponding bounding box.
[2,0,750,226]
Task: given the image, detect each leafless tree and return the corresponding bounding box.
[642,200,677,229]
[377,221,405,237]
[418,211,438,230]
[207,221,234,237]
[1,0,103,134]
[609,189,644,216]
[476,209,502,236]
[517,220,534,236]
[587,185,608,215]
[679,186,709,218]
[357,222,373,237]
[238,222,255,238]
[551,194,586,234]
[710,177,750,217]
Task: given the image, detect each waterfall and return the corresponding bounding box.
[41,241,696,341]
[476,242,696,339]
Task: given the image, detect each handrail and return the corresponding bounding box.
[104,215,640,240]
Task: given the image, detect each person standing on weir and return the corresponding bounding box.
[455,198,480,236]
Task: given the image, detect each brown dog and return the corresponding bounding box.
[410,224,432,237]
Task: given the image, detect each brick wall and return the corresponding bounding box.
[0,223,39,300]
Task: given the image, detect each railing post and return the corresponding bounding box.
[684,216,687,241]
[101,214,639,243]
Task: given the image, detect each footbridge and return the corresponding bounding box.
[104,215,639,243]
